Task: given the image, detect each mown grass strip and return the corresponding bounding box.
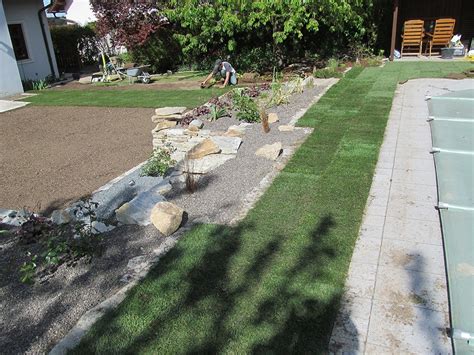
[22,88,228,108]
[73,62,472,353]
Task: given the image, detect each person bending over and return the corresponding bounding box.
[201,59,237,88]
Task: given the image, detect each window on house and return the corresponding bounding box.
[8,23,29,61]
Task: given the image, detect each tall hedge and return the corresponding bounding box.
[50,24,98,73]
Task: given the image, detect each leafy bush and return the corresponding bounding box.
[141,146,176,177]
[232,90,260,123]
[130,29,182,73]
[51,24,99,72]
[233,44,278,72]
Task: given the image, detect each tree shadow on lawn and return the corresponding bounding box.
[80,213,356,353]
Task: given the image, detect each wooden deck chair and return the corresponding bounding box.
[401,20,425,57]
[425,18,456,57]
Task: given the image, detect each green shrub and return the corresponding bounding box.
[141,146,176,177]
[130,29,182,73]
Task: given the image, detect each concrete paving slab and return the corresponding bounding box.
[391,168,437,186]
[383,217,442,245]
[330,78,474,353]
[373,265,448,311]
[379,239,446,275]
[367,301,450,354]
[389,182,437,203]
[0,100,29,113]
[385,199,438,222]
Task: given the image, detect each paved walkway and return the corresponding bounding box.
[329,79,474,354]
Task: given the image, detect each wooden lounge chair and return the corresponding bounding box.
[401,20,425,57]
[425,18,456,57]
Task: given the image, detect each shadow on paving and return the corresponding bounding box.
[74,214,355,353]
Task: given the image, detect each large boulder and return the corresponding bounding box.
[255,142,282,161]
[115,191,165,226]
[210,136,242,154]
[186,138,221,159]
[150,202,184,236]
[179,154,235,174]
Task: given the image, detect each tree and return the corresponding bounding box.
[90,0,168,48]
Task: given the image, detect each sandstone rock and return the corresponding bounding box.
[115,191,165,226]
[268,112,279,123]
[189,119,204,129]
[150,202,184,236]
[51,209,71,225]
[151,114,182,123]
[278,125,294,132]
[255,142,282,160]
[187,125,200,132]
[155,107,187,116]
[224,125,246,138]
[152,120,177,132]
[180,154,235,174]
[165,128,186,137]
[187,138,221,159]
[210,136,242,154]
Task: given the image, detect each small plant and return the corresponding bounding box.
[20,253,37,284]
[141,145,176,177]
[32,80,48,91]
[209,104,228,121]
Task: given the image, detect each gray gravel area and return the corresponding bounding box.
[0,224,162,354]
[0,79,335,354]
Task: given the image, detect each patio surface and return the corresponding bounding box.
[0,106,154,214]
[329,78,474,353]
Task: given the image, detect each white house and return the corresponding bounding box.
[0,0,71,98]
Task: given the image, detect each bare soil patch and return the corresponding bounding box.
[0,106,154,214]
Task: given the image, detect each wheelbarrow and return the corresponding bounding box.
[116,65,152,84]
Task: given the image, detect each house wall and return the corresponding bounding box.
[3,0,59,81]
[0,0,24,97]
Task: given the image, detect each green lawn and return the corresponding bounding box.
[22,88,228,108]
[73,61,472,353]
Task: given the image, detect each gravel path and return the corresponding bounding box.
[0,106,155,214]
[0,79,336,354]
[166,83,330,224]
